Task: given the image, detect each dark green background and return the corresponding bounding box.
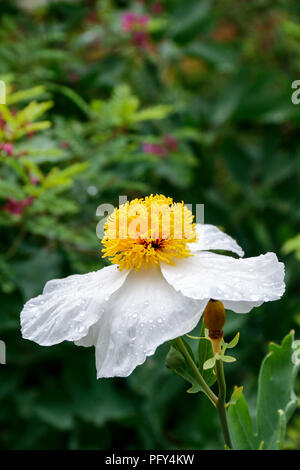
[0,0,299,450]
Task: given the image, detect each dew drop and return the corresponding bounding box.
[128,327,136,340]
[78,310,86,319]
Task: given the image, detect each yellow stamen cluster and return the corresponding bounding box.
[102,194,196,271]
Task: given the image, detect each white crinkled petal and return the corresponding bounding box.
[75,321,99,348]
[21,265,129,346]
[80,267,209,378]
[189,224,244,257]
[161,251,285,308]
[222,300,263,314]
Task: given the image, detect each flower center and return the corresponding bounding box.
[102,194,196,271]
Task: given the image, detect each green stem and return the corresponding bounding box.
[175,337,218,407]
[215,359,232,449]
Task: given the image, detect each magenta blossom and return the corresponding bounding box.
[0,143,14,156]
[31,176,40,185]
[121,12,138,32]
[142,142,167,157]
[142,135,178,157]
[121,12,149,32]
[3,197,34,216]
[121,12,150,49]
[163,134,178,152]
[132,30,149,48]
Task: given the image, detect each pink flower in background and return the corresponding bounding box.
[121,12,149,32]
[3,197,34,216]
[121,12,137,32]
[142,135,178,157]
[121,12,150,49]
[0,143,14,156]
[142,142,167,157]
[163,134,178,152]
[138,14,149,26]
[31,176,40,185]
[132,30,149,48]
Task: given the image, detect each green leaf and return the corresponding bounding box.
[169,0,211,42]
[165,346,185,370]
[228,392,261,450]
[35,396,74,431]
[186,42,237,69]
[228,331,300,450]
[227,386,243,407]
[198,337,216,386]
[167,339,204,394]
[282,233,300,259]
[133,105,173,122]
[222,355,236,363]
[203,357,216,370]
[172,337,195,362]
[43,162,88,188]
[47,84,91,117]
[226,332,240,349]
[256,330,300,450]
[210,78,246,126]
[186,384,203,394]
[16,100,53,125]
[13,248,63,299]
[0,179,25,200]
[6,86,46,105]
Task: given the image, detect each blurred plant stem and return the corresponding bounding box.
[175,337,217,406]
[175,337,233,449]
[215,359,232,449]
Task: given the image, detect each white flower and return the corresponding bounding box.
[21,195,285,378]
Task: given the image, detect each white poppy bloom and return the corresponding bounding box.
[21,195,285,378]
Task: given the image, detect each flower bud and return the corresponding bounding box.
[203,300,226,354]
[165,346,185,370]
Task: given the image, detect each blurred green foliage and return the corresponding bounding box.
[0,0,300,450]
